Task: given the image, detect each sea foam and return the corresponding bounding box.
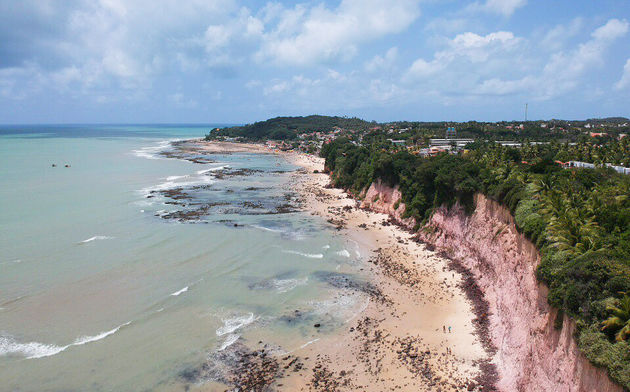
[79,236,113,244]
[132,140,173,160]
[170,286,189,296]
[282,250,324,259]
[0,321,131,359]
[218,333,240,351]
[197,165,229,175]
[216,313,257,337]
[73,321,131,346]
[273,277,308,293]
[140,175,214,198]
[0,259,21,266]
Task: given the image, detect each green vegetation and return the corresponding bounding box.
[602,294,630,342]
[213,114,630,387]
[205,115,374,141]
[321,138,480,222]
[321,137,630,388]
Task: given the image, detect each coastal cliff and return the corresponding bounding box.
[360,180,416,229]
[360,183,622,392]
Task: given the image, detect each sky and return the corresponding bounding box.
[1,0,629,124]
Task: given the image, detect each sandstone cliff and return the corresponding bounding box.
[360,180,416,229]
[360,183,622,392]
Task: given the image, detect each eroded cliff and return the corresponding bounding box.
[360,183,622,392]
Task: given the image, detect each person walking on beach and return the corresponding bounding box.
[448,326,451,333]
[443,325,446,333]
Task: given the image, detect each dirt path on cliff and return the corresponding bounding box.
[269,152,492,392]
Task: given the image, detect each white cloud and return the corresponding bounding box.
[255,0,421,66]
[365,47,398,73]
[592,18,629,41]
[263,75,322,96]
[541,19,629,96]
[447,31,520,61]
[615,59,630,90]
[256,68,410,113]
[476,76,535,95]
[424,17,471,35]
[170,92,198,108]
[468,0,527,17]
[484,0,527,16]
[407,58,441,78]
[403,18,629,102]
[202,8,264,54]
[540,18,583,51]
[0,0,237,95]
[405,30,522,81]
[2,1,629,121]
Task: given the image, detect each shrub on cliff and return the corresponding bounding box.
[514,199,547,246]
[601,294,630,342]
[321,136,630,389]
[578,324,630,388]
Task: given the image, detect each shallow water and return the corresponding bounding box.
[0,125,370,391]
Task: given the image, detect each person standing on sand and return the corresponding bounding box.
[448,326,451,333]
[443,325,446,333]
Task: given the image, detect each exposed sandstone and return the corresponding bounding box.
[358,183,622,392]
[360,180,416,229]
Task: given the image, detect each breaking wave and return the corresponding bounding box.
[282,250,324,259]
[216,313,257,337]
[0,321,131,359]
[132,140,172,160]
[218,333,240,351]
[197,165,229,175]
[79,236,113,244]
[170,286,189,296]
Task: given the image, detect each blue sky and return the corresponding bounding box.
[1,0,629,123]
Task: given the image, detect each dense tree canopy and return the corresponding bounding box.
[321,138,630,388]
[206,115,374,141]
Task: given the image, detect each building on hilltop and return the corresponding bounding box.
[430,138,473,150]
[387,139,406,147]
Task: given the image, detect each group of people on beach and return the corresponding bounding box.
[443,325,453,354]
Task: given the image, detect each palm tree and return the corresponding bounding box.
[601,294,630,341]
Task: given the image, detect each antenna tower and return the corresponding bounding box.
[525,103,528,122]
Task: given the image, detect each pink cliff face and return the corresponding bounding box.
[360,180,416,229]
[360,183,621,392]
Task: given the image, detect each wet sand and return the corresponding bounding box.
[174,141,494,391]
[277,151,491,391]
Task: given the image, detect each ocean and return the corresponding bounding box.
[0,125,369,391]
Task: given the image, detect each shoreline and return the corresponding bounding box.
[279,150,492,391]
[175,140,494,391]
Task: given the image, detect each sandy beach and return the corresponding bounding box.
[271,151,490,391]
[166,141,494,391]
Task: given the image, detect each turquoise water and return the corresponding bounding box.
[0,125,368,391]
